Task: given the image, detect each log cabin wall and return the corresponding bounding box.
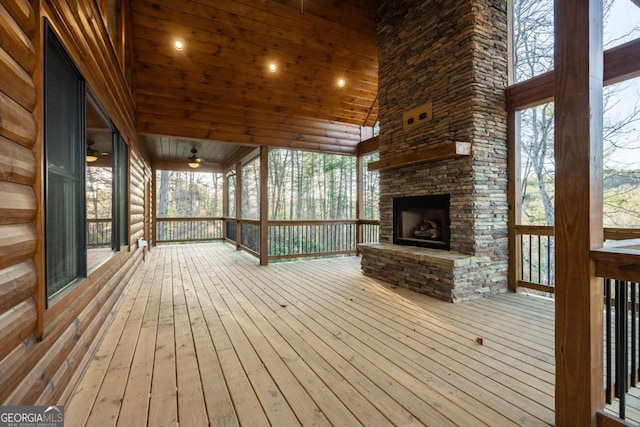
[0,0,150,405]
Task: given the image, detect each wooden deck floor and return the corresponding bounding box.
[65,243,562,426]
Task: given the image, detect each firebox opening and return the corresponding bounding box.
[393,194,450,250]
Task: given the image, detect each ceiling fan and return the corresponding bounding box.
[187,148,202,169]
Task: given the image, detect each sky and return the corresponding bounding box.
[602,0,640,169]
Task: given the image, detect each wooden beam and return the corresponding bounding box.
[259,146,268,266]
[367,141,470,171]
[234,162,242,250]
[554,0,604,425]
[356,154,363,253]
[507,38,640,111]
[507,109,521,292]
[596,410,637,427]
[151,160,222,174]
[357,136,379,155]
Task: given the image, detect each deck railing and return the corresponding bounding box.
[517,225,640,420]
[156,217,224,244]
[268,220,357,260]
[240,220,261,256]
[87,218,112,247]
[154,216,380,260]
[515,226,640,293]
[603,279,640,420]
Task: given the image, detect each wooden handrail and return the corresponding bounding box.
[87,218,112,223]
[515,225,640,241]
[156,216,224,222]
[268,219,359,226]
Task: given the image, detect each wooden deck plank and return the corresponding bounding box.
[147,247,178,427]
[178,247,240,427]
[300,260,557,387]
[193,256,302,427]
[211,248,481,426]
[304,267,556,402]
[189,245,389,427]
[186,260,270,427]
[244,256,550,426]
[65,261,150,427]
[82,251,156,427]
[172,247,209,427]
[68,243,640,426]
[116,249,163,426]
[196,253,333,426]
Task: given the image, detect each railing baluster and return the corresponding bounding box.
[606,278,612,404]
[616,279,628,419]
[632,282,637,388]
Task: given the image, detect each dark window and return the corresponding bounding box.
[44,23,86,301]
[44,23,129,305]
[114,135,129,249]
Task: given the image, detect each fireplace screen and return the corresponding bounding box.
[393,194,450,250]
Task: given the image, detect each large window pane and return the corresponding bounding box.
[227,170,236,217]
[86,101,113,271]
[362,152,380,220]
[603,76,640,227]
[604,0,640,49]
[267,149,356,220]
[518,102,555,226]
[242,157,260,219]
[512,0,554,82]
[45,25,85,301]
[115,135,129,248]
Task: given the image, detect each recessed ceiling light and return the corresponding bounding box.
[337,78,346,88]
[268,63,277,73]
[174,40,184,50]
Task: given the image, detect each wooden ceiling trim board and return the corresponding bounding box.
[136,113,360,147]
[136,104,362,140]
[138,93,364,133]
[222,146,264,171]
[136,93,365,134]
[140,121,358,155]
[152,160,222,173]
[135,84,368,125]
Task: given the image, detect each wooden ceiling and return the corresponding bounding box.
[131,0,379,168]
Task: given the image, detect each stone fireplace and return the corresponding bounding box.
[358,0,509,302]
[393,194,450,250]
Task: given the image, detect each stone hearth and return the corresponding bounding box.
[360,0,509,302]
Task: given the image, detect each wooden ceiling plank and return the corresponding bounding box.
[140,121,358,155]
[133,47,378,95]
[131,0,377,62]
[135,83,367,125]
[136,92,365,134]
[137,113,360,147]
[137,97,366,139]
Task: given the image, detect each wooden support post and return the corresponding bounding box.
[259,146,269,266]
[151,167,157,247]
[222,167,228,240]
[356,154,363,253]
[235,162,242,250]
[554,0,604,425]
[507,109,521,292]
